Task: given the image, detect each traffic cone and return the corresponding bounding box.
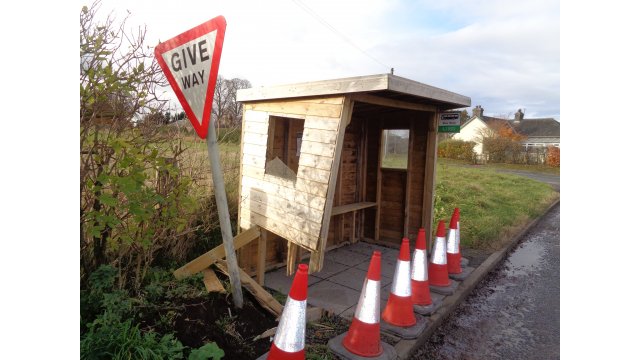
[428,221,451,287]
[266,264,308,360]
[446,211,462,274]
[453,208,470,268]
[411,228,432,306]
[382,238,416,327]
[342,251,383,357]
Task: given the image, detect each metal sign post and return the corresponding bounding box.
[154,16,243,308]
[206,118,244,309]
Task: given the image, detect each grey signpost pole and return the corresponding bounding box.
[206,119,243,308]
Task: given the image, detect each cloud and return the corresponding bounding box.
[95,0,560,119]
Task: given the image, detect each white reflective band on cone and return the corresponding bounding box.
[273,297,306,353]
[411,249,428,281]
[431,237,447,265]
[446,228,459,253]
[354,278,380,324]
[391,260,411,297]
[456,221,461,246]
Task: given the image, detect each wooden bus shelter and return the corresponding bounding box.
[174,74,469,313]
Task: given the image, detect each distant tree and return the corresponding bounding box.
[459,109,470,125]
[226,77,252,126]
[211,75,252,131]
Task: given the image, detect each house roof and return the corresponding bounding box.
[237,74,471,110]
[513,119,560,137]
[461,114,559,138]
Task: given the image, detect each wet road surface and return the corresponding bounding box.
[412,204,560,360]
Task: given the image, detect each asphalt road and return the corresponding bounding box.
[412,203,560,360]
[496,169,560,191]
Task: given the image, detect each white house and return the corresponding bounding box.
[453,106,560,155]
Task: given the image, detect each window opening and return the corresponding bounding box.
[265,116,305,181]
[381,129,409,169]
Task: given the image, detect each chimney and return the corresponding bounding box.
[514,109,524,124]
[472,105,484,118]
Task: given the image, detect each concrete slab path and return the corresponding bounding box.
[264,241,398,319]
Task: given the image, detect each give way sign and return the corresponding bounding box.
[154,16,226,139]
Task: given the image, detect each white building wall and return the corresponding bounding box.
[452,117,489,154]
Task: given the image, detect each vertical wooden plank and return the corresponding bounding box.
[351,211,357,243]
[237,107,248,234]
[422,112,439,251]
[337,161,344,244]
[310,97,353,273]
[375,123,383,241]
[256,228,268,286]
[286,241,300,276]
[403,118,416,238]
[359,120,368,240]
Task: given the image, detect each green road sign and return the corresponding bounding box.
[438,112,461,133]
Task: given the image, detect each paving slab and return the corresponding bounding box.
[263,266,322,295]
[357,259,396,280]
[307,280,361,315]
[328,267,393,291]
[328,247,372,267]
[310,258,351,279]
[382,248,400,262]
[346,241,391,256]
[461,257,469,268]
[328,332,398,360]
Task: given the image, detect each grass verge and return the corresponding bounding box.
[433,160,559,250]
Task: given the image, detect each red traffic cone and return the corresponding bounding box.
[342,251,383,357]
[411,228,433,305]
[447,211,462,274]
[428,221,451,287]
[267,264,308,360]
[382,238,416,327]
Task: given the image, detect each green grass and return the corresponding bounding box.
[433,161,558,250]
[381,152,408,169]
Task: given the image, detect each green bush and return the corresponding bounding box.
[438,139,476,163]
[483,137,524,163]
[81,316,185,360]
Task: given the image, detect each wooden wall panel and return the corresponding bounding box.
[238,97,346,270]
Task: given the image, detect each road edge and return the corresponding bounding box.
[393,198,561,359]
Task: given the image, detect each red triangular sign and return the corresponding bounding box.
[154,16,226,139]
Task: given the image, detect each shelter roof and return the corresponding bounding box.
[237,74,471,110]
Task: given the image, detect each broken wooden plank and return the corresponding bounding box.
[286,241,300,276]
[173,225,261,280]
[202,268,226,293]
[256,228,268,286]
[214,259,284,317]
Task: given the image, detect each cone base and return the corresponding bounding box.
[449,266,475,282]
[343,317,383,357]
[382,293,416,327]
[266,342,304,360]
[411,279,432,306]
[430,280,459,296]
[329,332,398,360]
[380,313,429,340]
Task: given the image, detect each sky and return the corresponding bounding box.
[92,0,560,120]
